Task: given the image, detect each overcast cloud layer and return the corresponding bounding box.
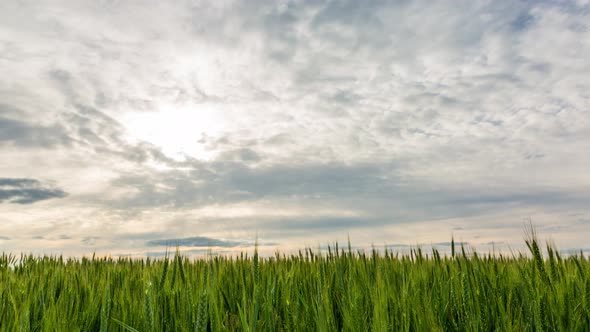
[1,0,589,256]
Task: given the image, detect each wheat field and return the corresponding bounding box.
[1,236,589,331]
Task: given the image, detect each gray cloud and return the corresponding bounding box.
[81,236,99,245]
[384,244,412,248]
[382,242,470,248]
[110,157,590,215]
[433,242,469,247]
[0,178,67,204]
[107,161,396,211]
[218,148,262,163]
[560,248,590,255]
[225,162,390,197]
[484,241,505,246]
[246,216,382,239]
[0,113,70,148]
[146,236,251,248]
[145,249,221,257]
[99,157,590,245]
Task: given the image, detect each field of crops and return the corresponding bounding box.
[1,236,590,331]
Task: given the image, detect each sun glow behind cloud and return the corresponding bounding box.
[119,103,227,160]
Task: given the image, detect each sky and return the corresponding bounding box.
[1,0,589,257]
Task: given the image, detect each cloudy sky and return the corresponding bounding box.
[1,0,589,257]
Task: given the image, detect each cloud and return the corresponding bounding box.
[145,249,219,258]
[483,241,505,245]
[0,178,67,204]
[0,111,71,148]
[81,236,99,245]
[146,236,250,248]
[217,148,262,163]
[560,248,590,255]
[109,157,590,221]
[433,242,469,247]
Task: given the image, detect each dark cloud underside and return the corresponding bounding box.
[0,178,67,204]
[146,236,249,248]
[0,116,70,148]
